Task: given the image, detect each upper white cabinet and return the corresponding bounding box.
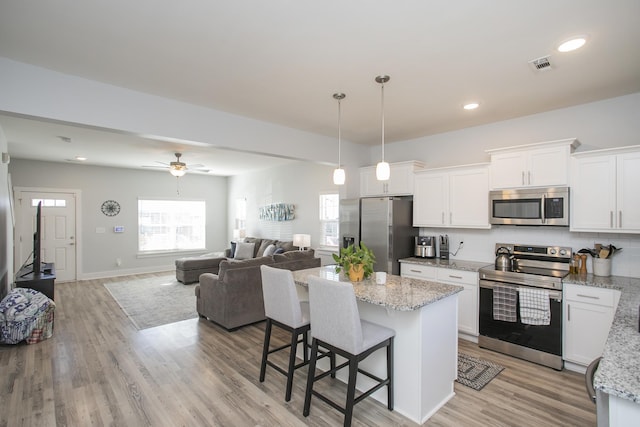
[413,164,490,229]
[571,146,640,233]
[360,161,424,197]
[487,138,579,189]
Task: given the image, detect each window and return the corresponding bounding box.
[31,198,66,207]
[319,193,339,247]
[138,199,206,252]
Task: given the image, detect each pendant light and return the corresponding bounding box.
[332,92,346,185]
[375,75,390,181]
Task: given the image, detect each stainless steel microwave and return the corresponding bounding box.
[489,187,569,226]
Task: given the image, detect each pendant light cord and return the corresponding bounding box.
[337,97,342,168]
[380,81,385,162]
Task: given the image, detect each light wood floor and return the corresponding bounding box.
[0,273,596,426]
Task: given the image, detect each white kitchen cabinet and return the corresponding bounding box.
[400,263,478,339]
[563,284,620,366]
[360,161,424,197]
[400,262,436,280]
[487,138,579,189]
[436,268,479,338]
[571,146,640,233]
[413,164,490,229]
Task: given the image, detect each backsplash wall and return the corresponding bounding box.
[418,226,640,278]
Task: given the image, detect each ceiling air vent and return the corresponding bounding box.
[528,55,552,71]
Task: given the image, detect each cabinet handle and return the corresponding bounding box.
[449,212,452,224]
[522,171,525,185]
[449,275,463,279]
[410,269,421,273]
[528,171,531,185]
[442,212,445,225]
[576,294,600,300]
[619,211,622,228]
[610,211,614,228]
[568,303,570,321]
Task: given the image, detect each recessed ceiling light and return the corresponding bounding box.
[463,103,480,110]
[75,156,87,161]
[557,36,587,53]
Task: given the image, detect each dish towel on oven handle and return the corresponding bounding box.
[519,288,551,325]
[493,284,517,322]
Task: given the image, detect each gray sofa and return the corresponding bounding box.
[195,249,320,330]
[175,237,298,284]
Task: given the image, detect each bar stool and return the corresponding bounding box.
[303,276,395,427]
[259,265,335,401]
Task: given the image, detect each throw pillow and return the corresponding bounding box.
[262,244,277,257]
[230,241,237,258]
[273,247,285,254]
[234,242,255,260]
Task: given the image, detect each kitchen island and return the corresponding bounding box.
[291,266,463,424]
[564,273,640,426]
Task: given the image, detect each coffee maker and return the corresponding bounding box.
[414,236,436,258]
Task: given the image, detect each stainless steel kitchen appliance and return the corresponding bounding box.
[360,196,417,275]
[478,243,572,370]
[414,236,436,258]
[339,198,360,249]
[439,235,449,260]
[489,187,569,226]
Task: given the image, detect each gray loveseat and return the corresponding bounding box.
[195,249,320,330]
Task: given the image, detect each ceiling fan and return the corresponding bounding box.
[144,152,208,176]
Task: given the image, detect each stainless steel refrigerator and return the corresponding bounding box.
[340,196,417,275]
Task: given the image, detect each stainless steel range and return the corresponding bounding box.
[478,243,572,370]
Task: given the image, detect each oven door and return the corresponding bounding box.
[479,280,563,367]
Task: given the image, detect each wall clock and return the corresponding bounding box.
[101,200,121,216]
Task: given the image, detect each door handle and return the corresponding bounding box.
[610,211,614,228]
[619,211,622,228]
[69,243,75,246]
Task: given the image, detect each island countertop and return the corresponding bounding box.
[291,266,463,311]
[563,273,640,404]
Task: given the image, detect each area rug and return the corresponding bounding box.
[104,274,198,330]
[457,353,504,390]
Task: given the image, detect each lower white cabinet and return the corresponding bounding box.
[563,284,620,366]
[400,263,478,338]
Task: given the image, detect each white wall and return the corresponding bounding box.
[374,92,640,168]
[9,159,228,279]
[0,125,13,298]
[228,162,337,249]
[376,92,640,278]
[0,57,349,166]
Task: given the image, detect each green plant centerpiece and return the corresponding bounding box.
[332,242,376,282]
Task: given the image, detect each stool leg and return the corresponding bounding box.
[387,338,394,410]
[303,338,319,417]
[330,350,336,379]
[303,330,309,363]
[285,328,298,401]
[259,318,272,382]
[344,356,358,427]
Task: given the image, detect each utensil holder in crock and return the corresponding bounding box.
[592,257,611,277]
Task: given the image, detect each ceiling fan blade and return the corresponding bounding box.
[142,165,169,169]
[155,161,171,166]
[186,163,205,169]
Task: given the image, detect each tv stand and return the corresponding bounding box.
[15,262,56,300]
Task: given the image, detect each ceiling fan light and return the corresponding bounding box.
[333,168,345,185]
[170,168,186,177]
[376,161,390,181]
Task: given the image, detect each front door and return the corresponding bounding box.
[15,190,77,282]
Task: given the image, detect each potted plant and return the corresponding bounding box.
[332,242,376,282]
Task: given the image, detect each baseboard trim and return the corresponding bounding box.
[78,265,174,281]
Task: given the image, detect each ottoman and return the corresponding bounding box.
[0,287,55,345]
[175,253,227,284]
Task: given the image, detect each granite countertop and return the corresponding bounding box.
[399,257,492,272]
[564,273,640,404]
[291,266,463,311]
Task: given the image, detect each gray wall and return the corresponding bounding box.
[0,126,12,298]
[228,162,337,248]
[9,159,228,279]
